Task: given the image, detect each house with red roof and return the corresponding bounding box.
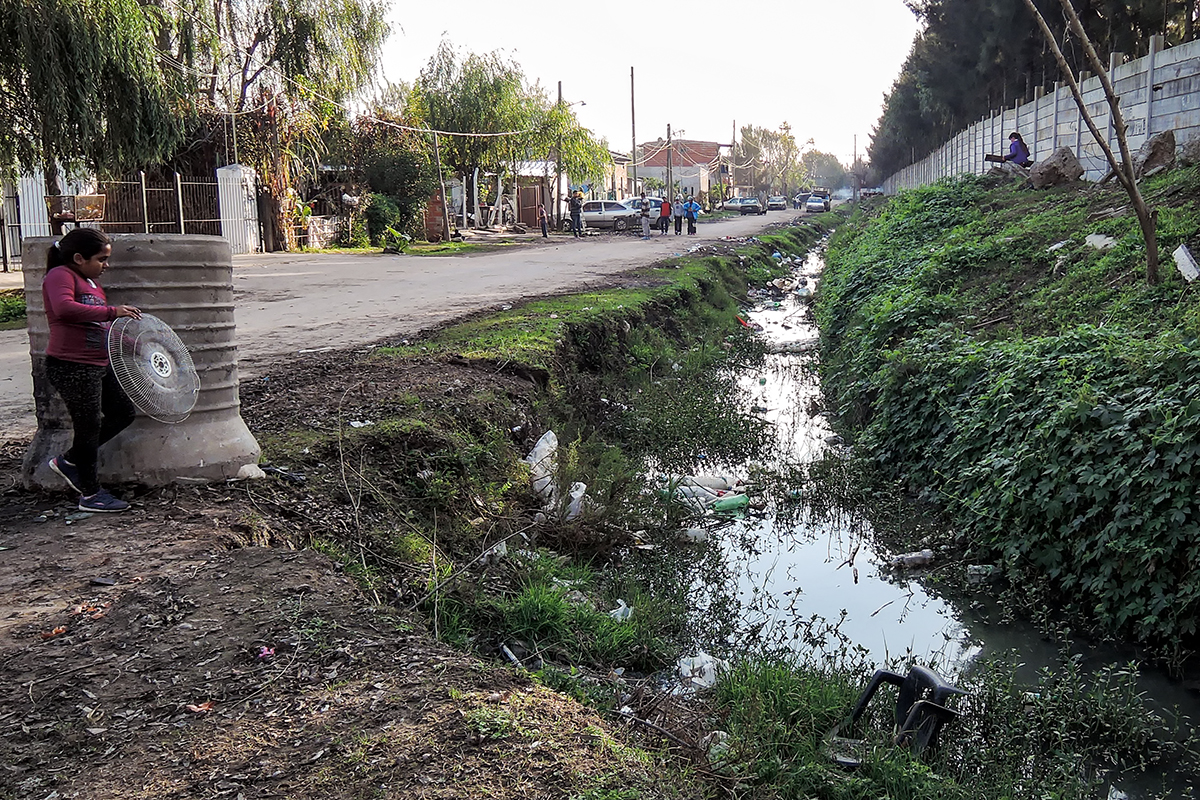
[633,139,730,201]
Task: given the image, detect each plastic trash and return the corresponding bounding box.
[608,599,634,621]
[688,474,741,492]
[349,420,374,428]
[1085,233,1117,250]
[890,549,934,568]
[235,463,266,481]
[966,564,997,584]
[680,526,709,542]
[710,494,750,512]
[677,651,729,688]
[565,482,587,521]
[524,430,559,501]
[1174,244,1200,282]
[483,540,508,566]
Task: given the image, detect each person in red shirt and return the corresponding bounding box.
[658,197,671,235]
[43,228,142,512]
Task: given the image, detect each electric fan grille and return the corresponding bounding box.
[108,314,200,424]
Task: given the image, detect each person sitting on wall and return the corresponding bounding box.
[1004,132,1033,168]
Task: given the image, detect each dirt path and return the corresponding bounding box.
[0,212,788,439]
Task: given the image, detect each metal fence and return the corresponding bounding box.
[883,34,1200,193]
[1,171,240,272]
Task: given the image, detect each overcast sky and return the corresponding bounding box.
[379,0,922,165]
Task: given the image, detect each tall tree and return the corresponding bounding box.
[0,0,189,193]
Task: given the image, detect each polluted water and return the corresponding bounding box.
[648,242,1200,797]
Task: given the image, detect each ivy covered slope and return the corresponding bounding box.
[818,172,1200,648]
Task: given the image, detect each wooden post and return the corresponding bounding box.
[1052,81,1062,154]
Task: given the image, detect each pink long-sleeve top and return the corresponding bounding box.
[43,265,118,366]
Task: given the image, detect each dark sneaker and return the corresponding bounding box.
[49,456,82,494]
[78,489,130,513]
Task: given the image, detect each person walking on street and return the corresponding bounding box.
[639,192,652,239]
[658,196,671,235]
[537,203,548,238]
[569,191,584,238]
[684,195,701,235]
[43,228,142,512]
[672,195,684,235]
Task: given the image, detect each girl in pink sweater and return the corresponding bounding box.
[43,228,142,512]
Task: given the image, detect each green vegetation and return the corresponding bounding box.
[818,172,1200,653]
[0,289,24,326]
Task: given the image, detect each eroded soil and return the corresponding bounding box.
[0,348,699,799]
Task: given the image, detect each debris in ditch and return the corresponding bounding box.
[1174,244,1199,282]
[608,599,633,621]
[890,549,935,569]
[966,564,998,584]
[261,465,306,483]
[234,463,266,481]
[677,651,728,688]
[524,430,559,502]
[349,420,374,428]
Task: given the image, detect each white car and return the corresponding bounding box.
[620,196,666,215]
[722,197,748,212]
[804,195,827,213]
[580,200,636,231]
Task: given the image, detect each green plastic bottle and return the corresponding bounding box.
[710,494,750,512]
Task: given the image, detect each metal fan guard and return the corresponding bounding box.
[108,314,201,423]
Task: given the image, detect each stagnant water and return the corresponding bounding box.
[681,243,1198,796]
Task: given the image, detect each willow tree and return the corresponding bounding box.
[0,0,188,194]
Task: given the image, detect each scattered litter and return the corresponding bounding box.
[966,564,998,585]
[41,626,67,640]
[1174,244,1199,282]
[499,303,512,310]
[234,463,266,481]
[710,493,750,513]
[1046,240,1070,252]
[256,646,276,661]
[65,512,94,522]
[186,701,215,714]
[677,651,729,688]
[1085,233,1117,250]
[608,599,634,621]
[565,482,588,521]
[890,549,935,569]
[524,430,559,502]
[298,347,334,354]
[261,465,306,483]
[349,420,374,428]
[680,526,709,543]
[89,577,117,587]
[482,540,508,566]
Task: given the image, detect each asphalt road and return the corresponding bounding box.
[0,211,796,438]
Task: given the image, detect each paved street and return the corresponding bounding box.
[0,211,798,438]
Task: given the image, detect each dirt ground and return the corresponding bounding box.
[0,336,707,799]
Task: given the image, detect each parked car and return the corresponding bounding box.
[621,196,666,216]
[580,200,636,230]
[739,197,765,215]
[722,197,748,212]
[793,191,811,208]
[767,196,788,211]
[810,187,832,211]
[804,195,828,213]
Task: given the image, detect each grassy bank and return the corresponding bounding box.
[818,172,1200,658]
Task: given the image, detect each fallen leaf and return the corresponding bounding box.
[41,626,67,640]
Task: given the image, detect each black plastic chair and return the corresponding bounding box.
[826,665,966,768]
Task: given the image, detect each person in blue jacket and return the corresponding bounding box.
[1005,132,1032,168]
[683,196,701,235]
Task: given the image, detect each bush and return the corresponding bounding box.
[363,193,402,246]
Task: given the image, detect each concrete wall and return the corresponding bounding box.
[883,35,1200,193]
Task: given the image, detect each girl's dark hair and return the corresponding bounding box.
[48,228,110,271]
[1009,131,1026,145]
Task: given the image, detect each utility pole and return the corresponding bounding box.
[555,80,562,230]
[667,124,673,200]
[853,134,859,203]
[630,67,637,191]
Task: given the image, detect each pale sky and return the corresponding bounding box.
[379,0,921,166]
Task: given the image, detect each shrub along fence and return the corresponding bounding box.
[884,34,1200,192]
